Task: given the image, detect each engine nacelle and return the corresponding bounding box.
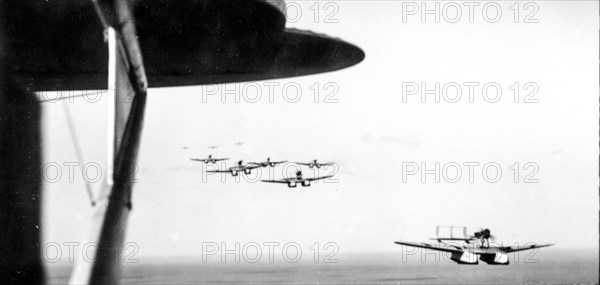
[450,252,478,265]
[288,182,297,188]
[302,180,311,187]
[231,171,238,176]
[244,168,252,174]
[480,253,509,265]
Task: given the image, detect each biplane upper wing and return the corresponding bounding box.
[394,241,464,254]
[7,0,364,93]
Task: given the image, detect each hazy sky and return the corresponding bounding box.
[41,1,598,259]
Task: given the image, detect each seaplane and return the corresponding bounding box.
[395,226,554,265]
[206,160,261,176]
[1,0,363,284]
[295,159,334,168]
[190,155,229,164]
[261,171,333,187]
[249,158,288,167]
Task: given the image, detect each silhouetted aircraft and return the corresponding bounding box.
[262,171,332,187]
[250,158,287,167]
[395,227,553,265]
[296,159,334,168]
[190,155,228,164]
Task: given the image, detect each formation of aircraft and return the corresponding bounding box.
[193,156,336,187]
[190,155,229,164]
[295,159,334,168]
[395,227,554,265]
[261,171,333,188]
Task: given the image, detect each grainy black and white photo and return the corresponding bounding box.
[0,0,598,284]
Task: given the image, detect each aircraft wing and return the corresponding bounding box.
[206,170,231,173]
[11,2,364,93]
[190,159,208,163]
[213,158,229,162]
[261,179,289,184]
[242,165,261,170]
[295,162,312,166]
[394,241,464,254]
[272,161,288,165]
[499,243,554,253]
[305,175,333,182]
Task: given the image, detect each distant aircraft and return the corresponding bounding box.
[190,155,228,164]
[206,160,260,176]
[235,142,244,146]
[181,146,189,150]
[296,159,334,168]
[395,227,554,265]
[249,158,288,167]
[208,145,218,149]
[262,171,332,187]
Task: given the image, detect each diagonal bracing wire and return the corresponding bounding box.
[61,100,96,207]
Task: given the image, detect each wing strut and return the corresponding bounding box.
[70,0,148,284]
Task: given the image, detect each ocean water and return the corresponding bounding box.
[47,250,598,284]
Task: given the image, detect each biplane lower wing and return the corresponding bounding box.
[394,241,463,254]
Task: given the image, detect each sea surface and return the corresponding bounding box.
[47,249,598,284]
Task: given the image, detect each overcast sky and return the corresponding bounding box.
[41,1,598,258]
